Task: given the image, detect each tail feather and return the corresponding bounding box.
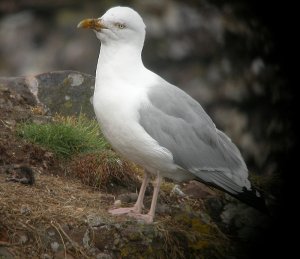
[194,176,269,214]
[231,186,269,214]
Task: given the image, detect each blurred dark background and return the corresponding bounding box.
[0,0,295,255]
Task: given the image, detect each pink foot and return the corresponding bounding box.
[108,208,154,223]
[108,207,137,215]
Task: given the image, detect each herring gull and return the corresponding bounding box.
[77,6,267,223]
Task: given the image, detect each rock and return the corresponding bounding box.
[50,241,60,253]
[6,166,35,185]
[19,234,28,244]
[86,214,106,228]
[182,181,216,199]
[117,193,138,203]
[220,202,270,241]
[20,204,31,214]
[82,229,91,249]
[0,77,37,106]
[171,184,186,197]
[47,230,56,237]
[0,71,95,118]
[35,71,95,117]
[204,197,224,221]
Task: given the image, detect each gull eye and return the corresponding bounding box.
[115,23,125,29]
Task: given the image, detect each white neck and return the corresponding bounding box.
[95,43,145,88]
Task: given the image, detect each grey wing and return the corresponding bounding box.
[139,82,250,194]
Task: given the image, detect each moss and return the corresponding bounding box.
[166,212,230,258]
[160,181,175,193]
[191,218,212,234]
[90,212,231,259]
[63,100,73,109]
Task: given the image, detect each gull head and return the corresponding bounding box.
[77,6,146,48]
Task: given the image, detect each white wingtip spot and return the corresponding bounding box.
[256,190,261,197]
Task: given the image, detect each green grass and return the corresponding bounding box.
[17,114,108,158]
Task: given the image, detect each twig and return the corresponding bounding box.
[54,221,90,259]
[0,241,13,246]
[51,221,67,259]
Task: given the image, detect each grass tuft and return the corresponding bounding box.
[17,114,108,158]
[69,151,142,193]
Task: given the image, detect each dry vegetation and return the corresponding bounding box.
[0,172,114,258]
[68,151,143,193]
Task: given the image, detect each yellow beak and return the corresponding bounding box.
[77,18,107,31]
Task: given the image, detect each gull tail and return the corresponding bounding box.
[193,170,269,214]
[230,186,269,214]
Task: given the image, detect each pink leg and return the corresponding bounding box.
[128,175,162,223]
[133,171,150,212]
[109,172,150,215]
[147,175,162,219]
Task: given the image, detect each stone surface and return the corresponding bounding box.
[182,180,216,199]
[0,71,95,117]
[36,71,95,117]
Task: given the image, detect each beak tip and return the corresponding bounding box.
[77,21,85,29]
[76,18,106,31]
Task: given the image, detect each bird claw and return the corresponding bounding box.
[108,207,137,215]
[108,207,153,223]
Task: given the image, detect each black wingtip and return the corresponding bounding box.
[234,187,270,215]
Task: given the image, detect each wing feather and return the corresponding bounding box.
[139,81,250,192]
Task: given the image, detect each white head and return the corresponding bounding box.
[78,6,146,49]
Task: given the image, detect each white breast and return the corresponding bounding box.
[93,76,176,175]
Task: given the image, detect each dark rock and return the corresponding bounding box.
[182,180,216,199]
[205,196,224,222]
[5,165,35,185]
[220,202,270,241]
